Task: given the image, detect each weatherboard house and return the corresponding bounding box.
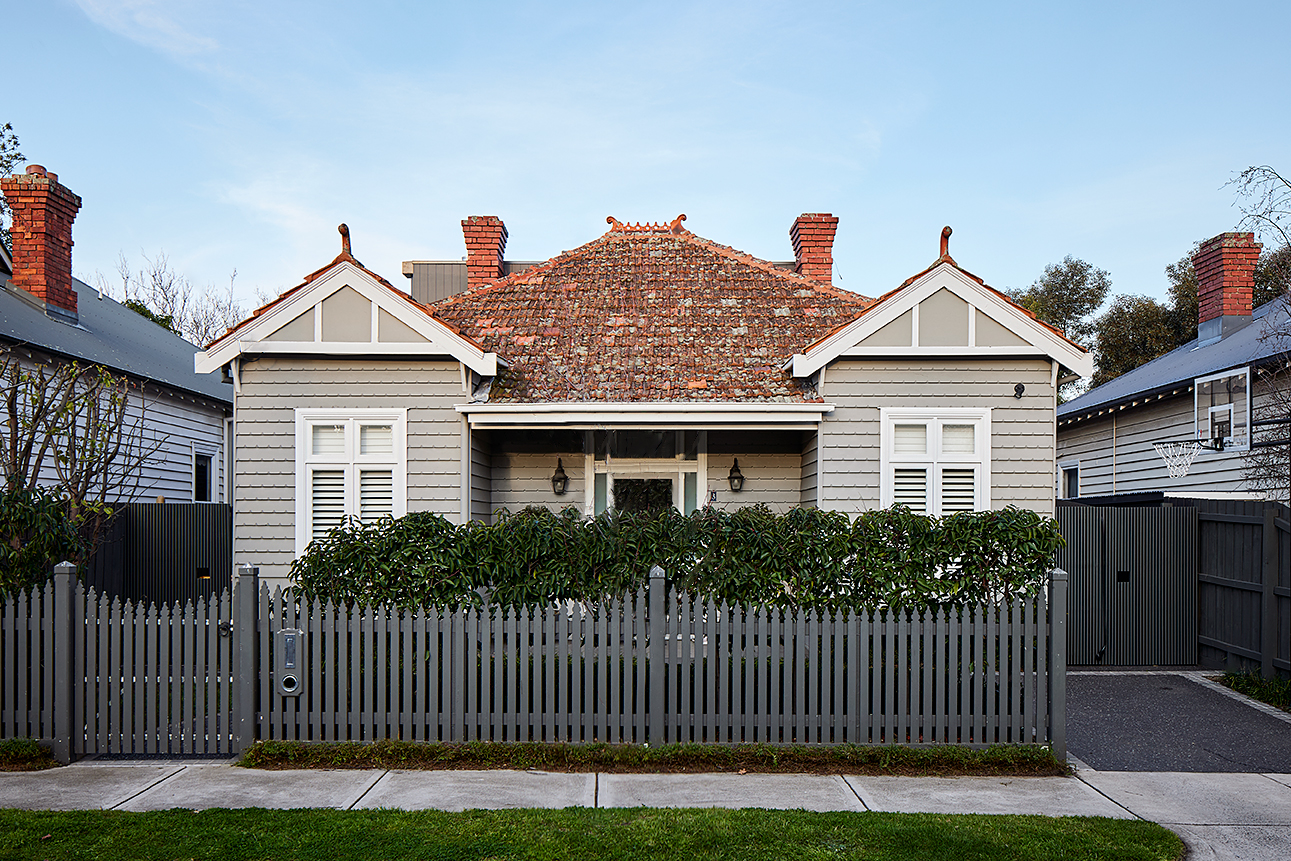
[197,215,1092,584]
[1,166,232,505]
[1057,232,1284,500]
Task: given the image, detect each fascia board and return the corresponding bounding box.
[194,262,498,376]
[793,263,1093,378]
[458,402,834,428]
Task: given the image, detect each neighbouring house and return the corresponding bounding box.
[1056,232,1288,500]
[197,215,1091,585]
[0,165,233,504]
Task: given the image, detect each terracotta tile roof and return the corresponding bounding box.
[431,217,872,403]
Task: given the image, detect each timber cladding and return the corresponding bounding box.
[233,356,465,580]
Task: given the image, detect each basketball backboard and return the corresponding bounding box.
[1195,367,1250,450]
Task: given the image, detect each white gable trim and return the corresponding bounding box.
[195,262,499,376]
[790,262,1093,379]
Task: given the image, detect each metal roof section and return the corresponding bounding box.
[1058,296,1290,422]
[0,273,232,404]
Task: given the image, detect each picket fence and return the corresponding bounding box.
[2,565,1068,762]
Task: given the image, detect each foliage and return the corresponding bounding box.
[0,121,23,252]
[94,251,244,347]
[0,807,1185,861]
[1229,164,1291,249]
[290,504,1064,611]
[240,739,1067,776]
[1006,255,1111,349]
[0,485,83,595]
[1221,670,1291,712]
[1,347,158,589]
[0,738,56,771]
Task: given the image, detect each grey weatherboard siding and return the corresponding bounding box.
[1057,391,1251,497]
[233,357,465,579]
[820,359,1058,516]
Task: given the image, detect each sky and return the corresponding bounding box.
[4,0,1288,315]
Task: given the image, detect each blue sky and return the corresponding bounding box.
[5,1,1288,311]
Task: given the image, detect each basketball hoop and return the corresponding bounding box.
[1153,441,1201,478]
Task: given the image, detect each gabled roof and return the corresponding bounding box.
[1058,297,1291,421]
[789,245,1093,380]
[0,275,232,405]
[430,216,872,403]
[197,226,500,377]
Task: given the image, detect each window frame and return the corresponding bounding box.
[192,445,216,503]
[295,408,408,554]
[879,407,992,514]
[1058,459,1080,500]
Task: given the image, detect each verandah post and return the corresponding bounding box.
[648,565,666,746]
[51,562,77,764]
[232,565,260,754]
[1048,567,1068,763]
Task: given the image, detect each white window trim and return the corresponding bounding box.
[1194,366,1251,452]
[1058,459,1080,500]
[294,408,408,555]
[879,407,992,513]
[192,444,217,503]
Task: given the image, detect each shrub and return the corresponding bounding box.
[291,504,1063,611]
[0,484,83,596]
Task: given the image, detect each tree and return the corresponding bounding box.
[94,252,245,347]
[1,345,161,589]
[1006,256,1111,349]
[0,122,24,253]
[1229,165,1291,249]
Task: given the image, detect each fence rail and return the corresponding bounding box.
[3,565,1068,762]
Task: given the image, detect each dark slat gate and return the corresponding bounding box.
[1057,506,1198,666]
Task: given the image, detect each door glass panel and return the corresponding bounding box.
[595,473,608,515]
[684,472,698,514]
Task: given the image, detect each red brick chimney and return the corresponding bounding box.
[461,216,507,291]
[1,165,82,322]
[790,213,839,284]
[1192,232,1260,341]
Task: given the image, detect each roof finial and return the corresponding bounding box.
[669,213,687,234]
[339,223,352,256]
[940,225,952,258]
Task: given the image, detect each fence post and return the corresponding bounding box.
[232,565,259,754]
[51,562,77,764]
[1262,507,1277,680]
[1048,567,1067,763]
[648,565,666,746]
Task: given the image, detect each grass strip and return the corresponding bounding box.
[0,739,56,772]
[240,739,1068,776]
[0,807,1183,861]
[1221,670,1291,712]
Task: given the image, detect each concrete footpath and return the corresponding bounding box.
[5,762,1291,860]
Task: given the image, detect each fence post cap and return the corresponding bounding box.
[1050,566,1068,583]
[649,565,666,580]
[53,561,77,575]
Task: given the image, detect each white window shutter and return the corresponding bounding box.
[940,467,976,513]
[310,469,346,540]
[359,469,394,522]
[893,467,928,513]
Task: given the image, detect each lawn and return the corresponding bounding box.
[0,808,1183,861]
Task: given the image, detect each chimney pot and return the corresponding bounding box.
[1193,232,1260,342]
[790,213,839,284]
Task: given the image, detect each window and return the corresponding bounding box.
[880,408,991,514]
[1195,367,1250,450]
[194,452,213,502]
[295,409,407,553]
[1059,462,1079,499]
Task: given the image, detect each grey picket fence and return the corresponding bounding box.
[260,568,1065,751]
[3,565,1068,762]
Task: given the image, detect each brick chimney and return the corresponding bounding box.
[461,216,507,291]
[1,165,82,322]
[790,213,839,284]
[1193,232,1261,342]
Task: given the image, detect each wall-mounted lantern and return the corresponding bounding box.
[728,458,745,493]
[551,458,569,495]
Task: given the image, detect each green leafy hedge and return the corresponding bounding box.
[0,485,83,596]
[291,504,1063,612]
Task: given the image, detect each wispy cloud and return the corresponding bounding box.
[75,0,218,58]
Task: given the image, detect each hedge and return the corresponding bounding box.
[291,504,1063,612]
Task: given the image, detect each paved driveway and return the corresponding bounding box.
[1067,670,1291,772]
